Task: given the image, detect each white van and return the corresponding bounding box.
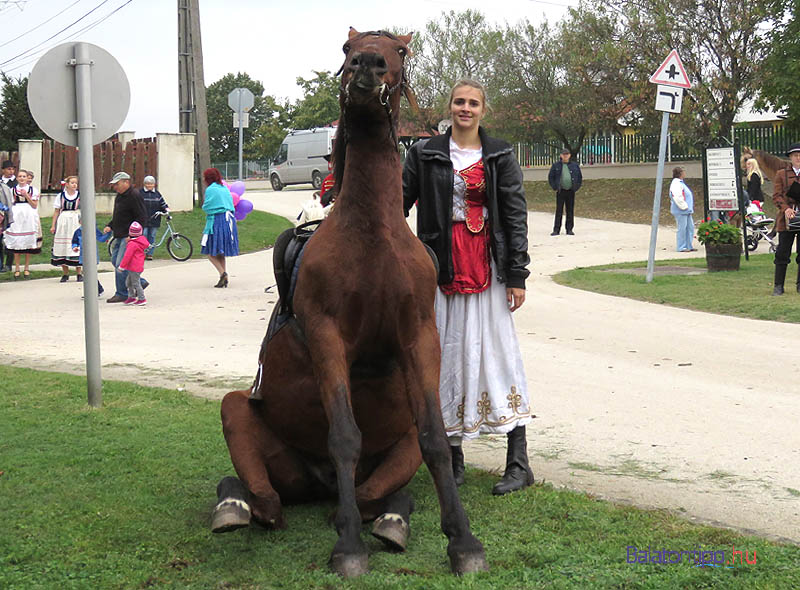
[269,127,335,191]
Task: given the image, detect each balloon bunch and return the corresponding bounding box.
[223,180,254,221]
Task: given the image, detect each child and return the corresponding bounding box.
[140,175,169,260]
[71,225,110,298]
[119,221,149,306]
[3,169,41,277]
[51,176,82,281]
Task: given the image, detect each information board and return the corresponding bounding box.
[706,147,739,211]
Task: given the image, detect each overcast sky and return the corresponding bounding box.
[0,0,572,138]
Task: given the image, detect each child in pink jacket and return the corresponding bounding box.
[120,221,149,306]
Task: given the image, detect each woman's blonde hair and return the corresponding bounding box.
[447,79,489,114]
[746,157,762,181]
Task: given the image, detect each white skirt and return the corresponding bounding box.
[4,202,42,253]
[51,209,81,265]
[435,262,531,439]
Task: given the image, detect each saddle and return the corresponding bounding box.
[266,219,440,344]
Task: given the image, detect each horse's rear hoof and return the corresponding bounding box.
[450,550,489,575]
[329,552,369,578]
[211,498,251,533]
[371,513,409,551]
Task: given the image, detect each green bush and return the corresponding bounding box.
[696,219,742,245]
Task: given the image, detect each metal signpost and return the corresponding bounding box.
[228,88,254,180]
[28,43,130,407]
[703,142,748,260]
[645,49,692,283]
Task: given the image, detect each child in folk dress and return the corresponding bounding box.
[2,169,41,278]
[119,221,149,306]
[51,176,82,281]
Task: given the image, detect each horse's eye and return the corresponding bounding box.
[343,44,351,54]
[398,48,406,57]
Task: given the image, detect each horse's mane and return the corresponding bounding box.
[741,146,788,181]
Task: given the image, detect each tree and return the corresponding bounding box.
[756,0,800,131]
[609,0,770,144]
[205,72,273,160]
[286,71,339,130]
[403,10,502,134]
[492,9,640,155]
[0,73,44,151]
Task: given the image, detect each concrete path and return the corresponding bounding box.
[3,186,798,544]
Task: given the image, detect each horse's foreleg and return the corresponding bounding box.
[306,325,367,578]
[355,426,421,550]
[219,390,286,529]
[401,325,488,574]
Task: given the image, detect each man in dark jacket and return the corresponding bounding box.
[548,149,582,235]
[102,171,148,302]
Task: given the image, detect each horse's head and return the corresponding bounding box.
[741,146,754,172]
[337,28,412,116]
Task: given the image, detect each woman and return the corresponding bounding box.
[403,79,533,495]
[745,158,763,204]
[771,143,800,296]
[50,175,82,281]
[669,167,695,252]
[201,167,239,288]
[3,169,41,277]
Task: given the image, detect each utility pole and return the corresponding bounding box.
[177,0,210,203]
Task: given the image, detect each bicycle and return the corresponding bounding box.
[107,212,194,262]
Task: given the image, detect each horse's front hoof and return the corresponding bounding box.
[329,552,369,578]
[448,536,489,574]
[211,497,251,533]
[371,512,409,551]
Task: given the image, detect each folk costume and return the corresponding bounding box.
[403,127,533,495]
[771,144,800,295]
[201,182,239,257]
[50,188,81,266]
[3,185,42,254]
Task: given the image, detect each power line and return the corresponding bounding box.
[1,0,135,74]
[0,0,116,68]
[0,0,82,49]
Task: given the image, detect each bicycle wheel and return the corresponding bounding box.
[166,233,194,261]
[745,235,758,252]
[107,236,116,259]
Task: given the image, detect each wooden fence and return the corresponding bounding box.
[39,136,158,191]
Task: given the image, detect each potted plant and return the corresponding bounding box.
[696,218,743,271]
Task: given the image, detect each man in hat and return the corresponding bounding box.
[548,148,582,235]
[103,172,148,303]
[1,159,16,188]
[770,143,800,295]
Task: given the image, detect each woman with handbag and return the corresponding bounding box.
[771,143,800,296]
[669,167,696,252]
[403,79,533,495]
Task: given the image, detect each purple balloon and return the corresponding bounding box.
[230,181,246,196]
[234,208,247,221]
[237,198,253,214]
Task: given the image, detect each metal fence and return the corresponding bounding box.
[212,159,272,180]
[732,125,796,154]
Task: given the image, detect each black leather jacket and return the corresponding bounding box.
[402,127,530,289]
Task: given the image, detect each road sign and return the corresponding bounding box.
[233,112,249,128]
[706,147,739,210]
[649,49,691,89]
[654,85,683,113]
[27,42,129,147]
[228,88,254,113]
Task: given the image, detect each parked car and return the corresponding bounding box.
[268,128,335,191]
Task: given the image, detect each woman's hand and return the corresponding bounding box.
[50,225,56,234]
[786,208,796,221]
[506,287,526,312]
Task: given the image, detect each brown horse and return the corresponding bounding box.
[741,146,787,181]
[211,29,487,578]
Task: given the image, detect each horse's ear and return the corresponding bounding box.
[348,27,360,40]
[398,32,412,52]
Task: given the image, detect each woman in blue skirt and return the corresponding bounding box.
[201,167,239,288]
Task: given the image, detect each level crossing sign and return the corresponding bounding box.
[649,49,691,89]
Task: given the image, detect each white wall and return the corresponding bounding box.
[18,139,43,186]
[157,133,195,211]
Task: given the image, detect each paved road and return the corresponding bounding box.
[3,186,798,544]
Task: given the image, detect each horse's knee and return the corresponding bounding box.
[220,390,250,429]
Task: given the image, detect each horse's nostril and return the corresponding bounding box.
[376,57,386,69]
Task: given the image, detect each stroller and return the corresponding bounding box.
[744,200,777,253]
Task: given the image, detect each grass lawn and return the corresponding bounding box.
[1,366,798,589]
[553,253,799,323]
[11,208,292,271]
[523,178,779,226]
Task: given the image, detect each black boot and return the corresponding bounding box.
[492,426,534,495]
[773,264,787,296]
[451,445,465,486]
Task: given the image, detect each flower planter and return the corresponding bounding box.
[704,243,742,272]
